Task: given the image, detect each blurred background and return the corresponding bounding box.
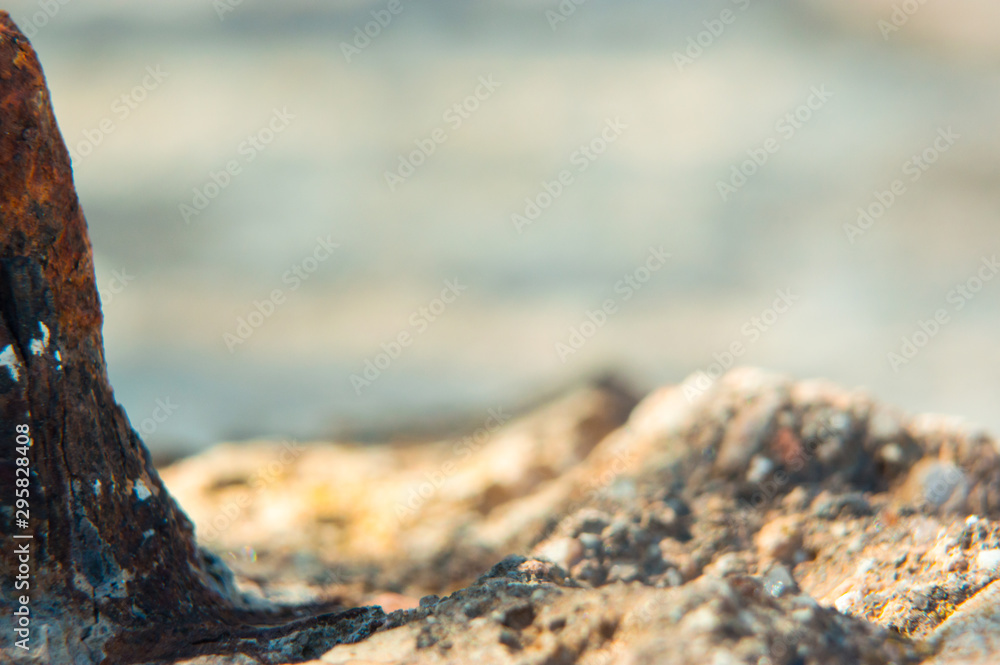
[7,0,1000,458]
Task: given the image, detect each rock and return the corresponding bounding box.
[0,14,382,664]
[900,459,970,512]
[705,552,746,577]
[810,490,873,519]
[762,564,799,598]
[926,581,1000,664]
[755,515,804,563]
[161,376,636,597]
[151,363,1000,663]
[322,569,923,665]
[745,454,775,483]
[532,537,583,571]
[0,12,239,662]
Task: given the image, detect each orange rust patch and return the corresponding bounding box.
[0,10,102,352]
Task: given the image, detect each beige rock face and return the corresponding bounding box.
[162,378,638,595]
[160,368,1000,664]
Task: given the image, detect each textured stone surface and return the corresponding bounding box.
[162,378,636,596]
[163,368,1000,664]
[0,14,381,664]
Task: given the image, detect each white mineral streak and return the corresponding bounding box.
[29,321,50,355]
[0,344,21,381]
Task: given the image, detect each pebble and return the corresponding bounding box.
[763,565,798,598]
[746,455,775,484]
[811,491,872,519]
[755,516,803,563]
[603,518,631,541]
[782,485,811,510]
[607,562,641,583]
[708,553,746,577]
[682,605,722,634]
[879,442,904,464]
[664,568,684,587]
[571,559,605,586]
[791,606,816,624]
[575,509,612,534]
[902,459,969,510]
[578,532,603,552]
[534,537,584,570]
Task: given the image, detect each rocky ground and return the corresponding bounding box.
[156,367,1000,664]
[5,8,998,662]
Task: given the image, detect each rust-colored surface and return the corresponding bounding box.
[0,11,234,662]
[0,12,101,351]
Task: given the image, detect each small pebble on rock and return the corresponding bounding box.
[763,565,798,598]
[534,537,584,571]
[755,516,804,563]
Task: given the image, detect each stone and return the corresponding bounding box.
[532,537,583,571]
[926,581,1000,664]
[0,14,381,664]
[762,564,798,598]
[153,362,1000,663]
[755,515,804,563]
